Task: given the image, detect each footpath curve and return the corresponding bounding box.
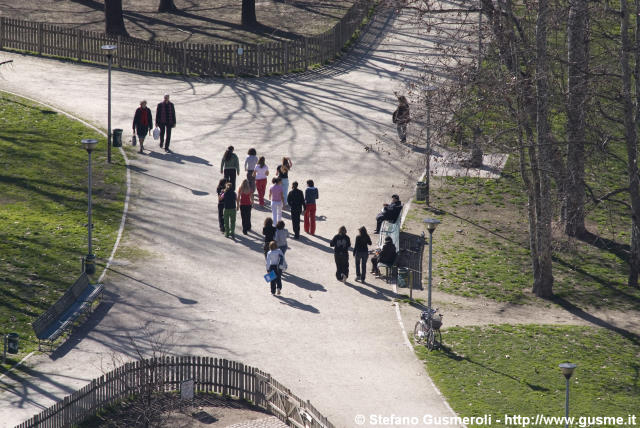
[0,8,462,428]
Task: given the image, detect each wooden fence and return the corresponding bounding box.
[15,356,335,428]
[0,0,374,77]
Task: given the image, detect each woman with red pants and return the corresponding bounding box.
[253,156,269,206]
[304,179,319,235]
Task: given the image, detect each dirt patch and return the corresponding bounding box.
[0,0,356,45]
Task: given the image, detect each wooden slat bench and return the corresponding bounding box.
[32,272,104,351]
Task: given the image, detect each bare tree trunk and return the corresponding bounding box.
[104,0,128,36]
[158,0,178,13]
[623,0,640,287]
[532,0,554,298]
[565,0,589,237]
[242,0,257,26]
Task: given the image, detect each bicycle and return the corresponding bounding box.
[413,308,443,350]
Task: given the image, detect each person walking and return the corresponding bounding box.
[287,181,305,239]
[219,182,237,238]
[304,179,319,235]
[237,179,253,234]
[276,157,293,207]
[275,220,289,256]
[330,226,351,282]
[392,94,410,144]
[353,226,372,283]
[253,156,269,206]
[132,100,153,154]
[262,217,276,257]
[215,178,228,233]
[269,177,284,223]
[245,148,258,202]
[220,146,240,190]
[265,241,284,295]
[155,93,176,152]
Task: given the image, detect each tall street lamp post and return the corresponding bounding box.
[82,139,98,275]
[101,44,117,163]
[424,218,441,310]
[559,363,577,428]
[424,85,438,205]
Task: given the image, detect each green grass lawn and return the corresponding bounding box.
[415,325,639,427]
[0,92,126,369]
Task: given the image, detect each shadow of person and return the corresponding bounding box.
[298,235,333,254]
[281,272,327,292]
[275,295,320,313]
[343,280,390,301]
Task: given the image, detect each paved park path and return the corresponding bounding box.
[0,8,462,428]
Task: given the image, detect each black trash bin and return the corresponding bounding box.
[416,181,427,202]
[6,333,19,354]
[112,128,123,147]
[84,254,96,275]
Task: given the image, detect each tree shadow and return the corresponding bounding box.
[550,296,640,345]
[576,230,630,263]
[126,164,209,196]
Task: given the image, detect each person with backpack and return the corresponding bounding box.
[330,226,351,282]
[392,94,410,144]
[265,241,285,295]
[220,146,240,190]
[245,148,258,202]
[353,226,372,283]
[219,182,237,238]
[304,179,319,235]
[132,100,153,154]
[155,93,176,152]
[287,181,305,239]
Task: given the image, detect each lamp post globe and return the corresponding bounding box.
[81,139,98,275]
[423,218,441,311]
[559,363,577,428]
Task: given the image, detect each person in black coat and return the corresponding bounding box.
[353,226,372,283]
[374,194,403,233]
[287,181,305,239]
[156,94,176,152]
[330,226,351,282]
[132,100,153,154]
[371,236,397,276]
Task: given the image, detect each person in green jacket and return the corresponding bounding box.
[220,145,240,189]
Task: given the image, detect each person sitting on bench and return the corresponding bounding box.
[374,194,402,233]
[371,236,397,277]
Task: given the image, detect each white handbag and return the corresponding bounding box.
[152,127,160,140]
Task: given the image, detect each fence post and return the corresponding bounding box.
[76,29,82,61]
[182,43,187,75]
[257,44,262,77]
[0,17,4,49]
[160,42,165,73]
[37,22,43,55]
[304,38,309,70]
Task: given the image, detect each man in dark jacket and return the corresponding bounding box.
[156,94,176,152]
[374,194,402,233]
[287,181,305,239]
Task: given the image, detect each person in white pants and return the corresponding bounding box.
[269,177,284,223]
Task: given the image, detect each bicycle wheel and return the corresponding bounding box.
[426,327,436,350]
[413,321,427,344]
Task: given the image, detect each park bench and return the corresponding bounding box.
[377,206,403,282]
[32,272,104,351]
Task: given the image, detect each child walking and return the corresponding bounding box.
[265,241,284,295]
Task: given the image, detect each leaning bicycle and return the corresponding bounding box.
[413,308,443,350]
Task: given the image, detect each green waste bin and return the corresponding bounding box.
[416,181,427,202]
[397,267,409,288]
[112,128,123,147]
[6,333,19,354]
